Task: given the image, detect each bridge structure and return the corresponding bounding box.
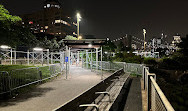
[0,39,175,111]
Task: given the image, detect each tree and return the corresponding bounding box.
[178,35,188,57]
[0,5,21,23]
[0,5,38,48]
[65,35,78,40]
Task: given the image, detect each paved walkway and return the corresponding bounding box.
[0,66,112,111]
[123,77,142,111]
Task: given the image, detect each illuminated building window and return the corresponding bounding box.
[55,5,60,8]
[29,21,33,24]
[55,20,68,25]
[55,20,61,23]
[47,4,50,8]
[45,26,48,29]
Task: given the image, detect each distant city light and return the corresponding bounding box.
[45,26,48,29]
[47,4,50,8]
[29,21,33,24]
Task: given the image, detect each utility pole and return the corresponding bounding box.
[77,13,81,38]
[143,29,146,52]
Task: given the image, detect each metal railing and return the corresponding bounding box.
[0,63,62,95]
[83,60,174,111]
[143,66,175,111]
[83,61,144,75]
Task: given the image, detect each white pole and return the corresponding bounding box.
[77,51,79,66]
[68,47,70,75]
[96,48,98,70]
[14,50,16,64]
[10,49,12,65]
[82,51,83,68]
[27,50,29,65]
[41,51,43,66]
[101,47,103,80]
[65,46,68,79]
[86,50,88,69]
[51,52,53,64]
[91,50,93,71]
[47,49,49,65]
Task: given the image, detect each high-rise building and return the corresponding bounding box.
[21,0,77,39]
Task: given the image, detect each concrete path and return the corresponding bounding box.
[0,66,112,111]
[123,77,142,111]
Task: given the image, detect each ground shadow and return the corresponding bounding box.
[0,86,54,107]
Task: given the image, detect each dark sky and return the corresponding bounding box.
[1,0,188,42]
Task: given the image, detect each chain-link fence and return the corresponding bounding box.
[143,66,175,111]
[0,63,62,95]
[82,61,144,76]
[150,76,174,111]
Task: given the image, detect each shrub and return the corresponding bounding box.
[144,57,157,65]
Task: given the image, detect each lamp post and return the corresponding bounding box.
[143,29,146,52]
[77,13,81,38]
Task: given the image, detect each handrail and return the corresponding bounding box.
[150,76,175,111]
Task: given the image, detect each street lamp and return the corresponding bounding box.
[0,45,11,49]
[78,36,82,40]
[77,13,82,38]
[33,47,43,51]
[88,44,92,48]
[143,28,146,52]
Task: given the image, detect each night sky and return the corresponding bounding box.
[1,0,188,42]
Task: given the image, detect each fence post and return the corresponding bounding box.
[82,52,83,68]
[47,49,49,65]
[27,50,29,65]
[96,48,98,70]
[51,52,53,64]
[10,49,12,65]
[145,67,149,90]
[14,50,16,65]
[147,73,156,111]
[91,50,93,71]
[86,50,88,69]
[101,47,103,80]
[41,51,43,66]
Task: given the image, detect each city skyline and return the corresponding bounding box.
[1,0,188,41]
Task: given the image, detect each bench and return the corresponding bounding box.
[79,72,130,111]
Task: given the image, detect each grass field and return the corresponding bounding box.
[0,65,35,72]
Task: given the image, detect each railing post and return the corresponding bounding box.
[14,50,16,64]
[91,50,93,71]
[47,49,49,65]
[96,48,98,70]
[147,73,156,111]
[86,50,88,69]
[82,52,83,68]
[145,67,149,90]
[10,49,12,65]
[27,50,29,65]
[51,52,53,64]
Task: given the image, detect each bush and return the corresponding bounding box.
[144,57,157,65]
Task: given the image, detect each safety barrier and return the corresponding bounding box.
[143,66,174,111]
[0,63,62,95]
